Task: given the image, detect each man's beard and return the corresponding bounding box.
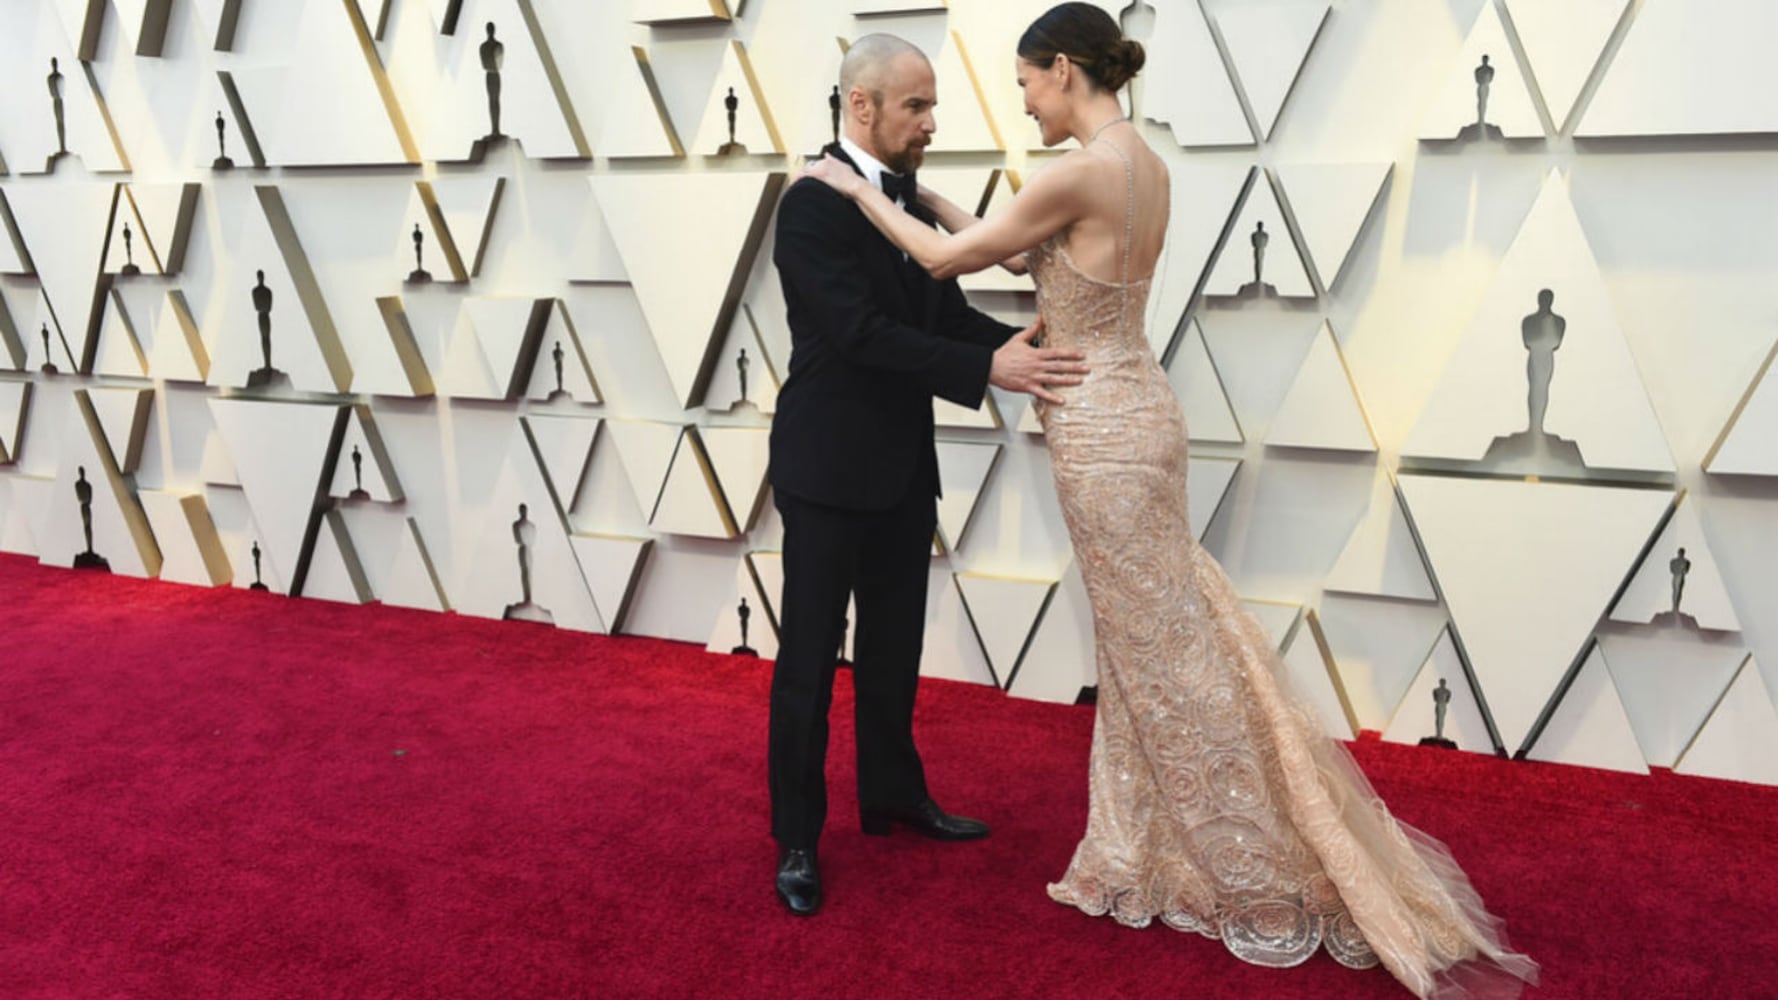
[871,120,925,174]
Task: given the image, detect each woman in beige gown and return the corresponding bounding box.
[804,5,1539,996]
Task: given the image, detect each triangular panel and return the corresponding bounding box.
[206,398,345,593]
[926,31,1001,154]
[0,191,33,275]
[385,516,450,612]
[1142,0,1251,146]
[1272,162,1391,293]
[1212,0,1330,141]
[651,429,734,539]
[1187,455,1241,541]
[706,555,779,659]
[204,186,352,394]
[568,176,628,284]
[1317,594,1448,730]
[433,175,505,280]
[918,565,997,688]
[1674,656,1778,786]
[3,181,115,374]
[1279,611,1357,738]
[1145,161,1250,356]
[1418,3,1544,141]
[699,426,771,533]
[1608,495,1740,631]
[1163,319,1243,444]
[954,572,1056,690]
[597,46,684,158]
[1599,632,1745,768]
[1578,0,1778,138]
[460,296,547,400]
[789,38,850,154]
[604,420,682,522]
[1524,643,1649,773]
[1402,170,1674,474]
[0,381,31,464]
[522,413,600,513]
[1006,560,1095,703]
[40,391,160,577]
[523,301,603,405]
[934,441,1000,554]
[1324,471,1436,601]
[91,290,147,379]
[1381,627,1497,755]
[137,491,231,586]
[147,291,209,383]
[1704,337,1778,476]
[702,307,780,415]
[591,171,784,407]
[1265,321,1376,452]
[226,2,414,166]
[327,405,403,504]
[569,534,653,635]
[1506,0,1630,131]
[1204,176,1313,299]
[421,0,589,161]
[455,422,605,633]
[1243,599,1304,651]
[691,40,784,157]
[1399,473,1672,753]
[13,14,130,173]
[85,386,153,474]
[304,509,373,604]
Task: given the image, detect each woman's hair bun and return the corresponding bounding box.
[1099,38,1146,91]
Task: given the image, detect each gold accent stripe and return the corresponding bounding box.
[633,47,687,158]
[733,40,785,155]
[951,30,1004,151]
[1703,336,1778,471]
[340,0,420,164]
[520,0,593,157]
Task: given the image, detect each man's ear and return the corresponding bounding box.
[847,86,873,127]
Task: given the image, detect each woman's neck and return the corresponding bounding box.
[1069,96,1129,147]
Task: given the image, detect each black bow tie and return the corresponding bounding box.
[879,170,916,205]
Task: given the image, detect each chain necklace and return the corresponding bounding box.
[1086,114,1129,144]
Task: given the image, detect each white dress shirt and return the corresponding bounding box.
[838,136,906,208]
[838,136,913,260]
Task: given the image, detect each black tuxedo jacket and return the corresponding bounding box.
[769,148,1017,511]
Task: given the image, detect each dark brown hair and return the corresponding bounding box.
[1017,2,1146,92]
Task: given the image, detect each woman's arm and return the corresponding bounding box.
[917,183,978,234]
[805,153,1088,281]
[918,180,1029,275]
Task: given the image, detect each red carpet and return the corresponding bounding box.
[1,553,1775,998]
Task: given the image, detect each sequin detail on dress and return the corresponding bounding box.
[1032,139,1537,1000]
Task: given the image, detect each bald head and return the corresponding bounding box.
[837,34,937,173]
[840,34,928,108]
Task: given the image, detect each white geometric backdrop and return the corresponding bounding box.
[2,0,1776,785]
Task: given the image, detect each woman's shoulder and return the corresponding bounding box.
[1023,147,1115,201]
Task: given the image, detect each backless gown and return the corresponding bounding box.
[1029,137,1538,999]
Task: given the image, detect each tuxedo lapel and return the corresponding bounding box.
[820,145,935,326]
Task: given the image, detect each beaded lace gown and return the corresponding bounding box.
[1028,139,1538,1000]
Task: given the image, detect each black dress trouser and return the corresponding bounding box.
[768,477,936,850]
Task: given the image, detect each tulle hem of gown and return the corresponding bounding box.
[1044,728,1541,1000]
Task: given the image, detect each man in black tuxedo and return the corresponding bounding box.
[767,34,1085,916]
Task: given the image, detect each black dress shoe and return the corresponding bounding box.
[775,848,821,916]
[860,798,989,840]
